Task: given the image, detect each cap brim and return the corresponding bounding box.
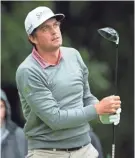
[51,14,65,22]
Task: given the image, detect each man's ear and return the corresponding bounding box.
[28,35,38,45]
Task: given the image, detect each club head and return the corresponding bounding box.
[97,27,119,45]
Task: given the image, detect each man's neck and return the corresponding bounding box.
[36,47,60,64]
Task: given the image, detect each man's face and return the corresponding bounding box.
[0,100,6,122]
[29,18,62,52]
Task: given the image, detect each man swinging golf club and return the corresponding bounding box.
[16,6,121,158]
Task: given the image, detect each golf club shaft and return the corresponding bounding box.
[112,126,115,158]
[114,44,118,95]
[112,44,119,158]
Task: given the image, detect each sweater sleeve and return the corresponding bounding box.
[16,67,97,130]
[75,49,99,107]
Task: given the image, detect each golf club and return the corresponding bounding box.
[97,27,119,158]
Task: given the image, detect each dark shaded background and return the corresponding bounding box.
[1,1,134,158]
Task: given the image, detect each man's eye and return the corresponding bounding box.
[42,27,48,31]
[54,22,60,27]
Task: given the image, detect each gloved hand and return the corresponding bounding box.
[99,108,121,125]
[109,108,121,125]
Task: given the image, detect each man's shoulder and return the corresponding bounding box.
[16,54,37,75]
[60,46,80,57]
[17,54,31,69]
[60,46,79,53]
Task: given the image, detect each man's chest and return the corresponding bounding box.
[43,60,84,103]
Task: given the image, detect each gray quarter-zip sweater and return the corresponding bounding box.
[16,46,99,150]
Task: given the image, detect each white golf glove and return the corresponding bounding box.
[99,108,121,125]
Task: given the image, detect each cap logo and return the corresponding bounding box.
[36,10,46,20]
[27,24,33,34]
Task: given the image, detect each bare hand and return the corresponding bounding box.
[95,95,121,115]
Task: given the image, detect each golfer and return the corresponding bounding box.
[16,6,121,158]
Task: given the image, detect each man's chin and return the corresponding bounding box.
[53,43,62,49]
[49,43,61,52]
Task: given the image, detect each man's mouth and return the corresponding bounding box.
[52,37,59,41]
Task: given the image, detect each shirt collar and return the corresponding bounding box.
[32,47,62,69]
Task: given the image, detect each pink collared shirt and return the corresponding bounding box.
[32,47,62,69]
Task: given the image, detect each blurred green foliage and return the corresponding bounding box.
[1,1,134,158]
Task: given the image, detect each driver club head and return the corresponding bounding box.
[97,27,119,45]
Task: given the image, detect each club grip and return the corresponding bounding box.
[112,144,115,158]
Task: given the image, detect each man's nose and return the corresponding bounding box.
[51,27,57,35]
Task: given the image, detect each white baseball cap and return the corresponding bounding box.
[24,6,65,35]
